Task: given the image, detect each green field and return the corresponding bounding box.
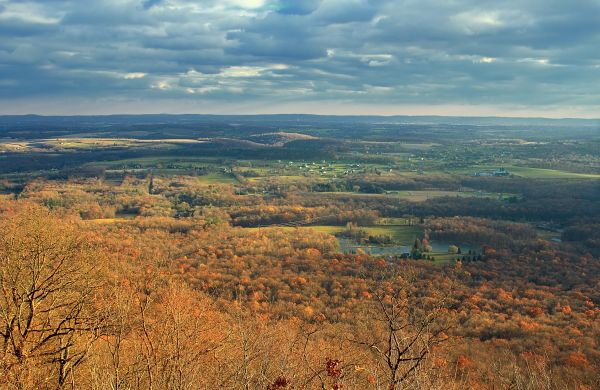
[427,252,460,263]
[196,173,239,184]
[506,166,600,179]
[244,225,343,234]
[307,224,422,244]
[246,175,311,183]
[243,224,422,245]
[93,156,221,169]
[315,190,494,202]
[26,138,208,151]
[454,165,600,179]
[393,190,492,201]
[358,225,422,244]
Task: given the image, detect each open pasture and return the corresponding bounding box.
[453,165,600,179]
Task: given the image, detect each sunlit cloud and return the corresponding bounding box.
[0,0,598,117]
[124,72,147,79]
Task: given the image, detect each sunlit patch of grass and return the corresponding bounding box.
[196,173,238,184]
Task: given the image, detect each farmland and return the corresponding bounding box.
[0,114,599,388]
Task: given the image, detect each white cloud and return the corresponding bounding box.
[452,10,508,34]
[475,57,496,64]
[152,80,172,90]
[518,58,550,66]
[185,64,288,80]
[225,0,266,9]
[222,65,274,77]
[124,72,147,79]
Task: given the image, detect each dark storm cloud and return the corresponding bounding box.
[0,0,599,116]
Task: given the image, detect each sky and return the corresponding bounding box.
[0,0,599,117]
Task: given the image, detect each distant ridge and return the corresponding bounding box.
[1,114,598,128]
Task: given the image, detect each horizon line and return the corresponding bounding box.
[1,113,599,121]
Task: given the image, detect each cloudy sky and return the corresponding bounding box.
[1,0,599,117]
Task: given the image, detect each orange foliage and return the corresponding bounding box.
[565,352,590,368]
[561,305,573,315]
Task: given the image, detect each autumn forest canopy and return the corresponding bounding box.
[0,114,599,389]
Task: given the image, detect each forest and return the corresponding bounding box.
[0,115,599,389]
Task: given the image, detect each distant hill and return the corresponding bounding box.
[0,114,598,128]
[249,132,318,146]
[0,114,597,142]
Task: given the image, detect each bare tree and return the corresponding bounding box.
[349,271,454,389]
[135,282,227,390]
[0,205,105,389]
[491,351,562,390]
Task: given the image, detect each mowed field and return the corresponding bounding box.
[93,156,220,168]
[453,165,600,179]
[505,166,600,179]
[393,190,493,201]
[1,138,208,152]
[196,173,238,184]
[244,224,422,245]
[315,190,494,202]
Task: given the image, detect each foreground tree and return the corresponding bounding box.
[0,204,105,389]
[351,272,455,389]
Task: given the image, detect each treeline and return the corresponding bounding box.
[562,222,600,256]
[425,217,539,251]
